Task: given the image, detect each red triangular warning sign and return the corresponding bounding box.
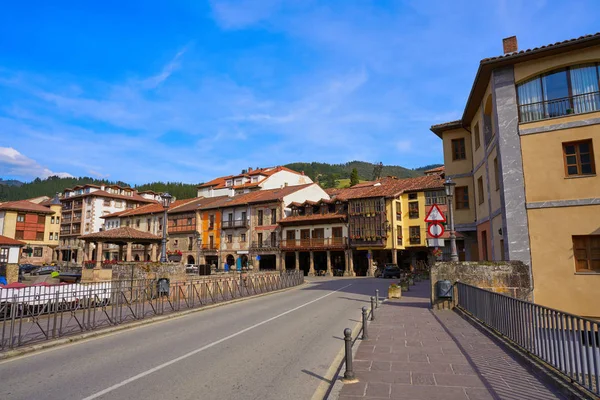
[424,204,446,222]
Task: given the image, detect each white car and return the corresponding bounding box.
[185,264,198,273]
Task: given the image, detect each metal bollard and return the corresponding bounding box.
[362,306,369,340]
[343,328,355,380]
[375,289,379,308]
[370,296,376,321]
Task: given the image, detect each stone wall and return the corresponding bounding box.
[112,262,186,282]
[6,263,19,284]
[430,261,532,310]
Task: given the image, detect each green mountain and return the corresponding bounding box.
[0,178,24,187]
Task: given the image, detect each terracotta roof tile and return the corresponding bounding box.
[78,226,162,241]
[423,166,445,174]
[197,166,306,189]
[328,175,444,201]
[202,184,316,209]
[0,235,26,246]
[61,189,155,203]
[279,211,347,224]
[0,200,55,214]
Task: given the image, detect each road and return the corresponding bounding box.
[1,277,390,400]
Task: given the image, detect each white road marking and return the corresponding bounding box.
[81,283,353,400]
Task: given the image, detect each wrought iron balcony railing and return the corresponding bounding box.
[280,237,347,249]
[221,220,248,229]
[519,91,600,123]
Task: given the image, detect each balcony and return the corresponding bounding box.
[250,240,279,250]
[73,202,83,210]
[201,243,218,251]
[280,237,348,250]
[61,218,72,224]
[73,215,82,222]
[221,220,248,229]
[60,229,71,235]
[519,91,600,123]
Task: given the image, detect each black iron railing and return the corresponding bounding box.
[0,271,304,351]
[519,91,600,123]
[250,240,279,249]
[221,220,248,229]
[456,282,599,396]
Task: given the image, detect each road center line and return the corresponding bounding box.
[81,283,353,400]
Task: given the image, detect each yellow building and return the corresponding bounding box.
[0,196,62,265]
[431,34,600,317]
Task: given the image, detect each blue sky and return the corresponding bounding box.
[0,0,598,184]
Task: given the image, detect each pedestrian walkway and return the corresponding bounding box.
[337,280,566,400]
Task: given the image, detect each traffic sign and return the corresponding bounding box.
[428,223,445,238]
[428,238,445,247]
[424,204,446,223]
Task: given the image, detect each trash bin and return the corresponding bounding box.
[157,278,170,297]
[436,280,453,299]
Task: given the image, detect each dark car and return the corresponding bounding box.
[19,264,37,274]
[382,265,401,279]
[31,266,58,276]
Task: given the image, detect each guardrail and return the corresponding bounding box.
[0,271,304,351]
[455,282,599,396]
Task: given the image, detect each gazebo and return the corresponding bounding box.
[79,227,163,267]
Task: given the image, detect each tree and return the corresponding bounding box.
[350,168,359,186]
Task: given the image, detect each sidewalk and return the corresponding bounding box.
[337,280,566,400]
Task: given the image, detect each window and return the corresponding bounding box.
[36,232,44,241]
[56,217,60,224]
[425,190,446,206]
[573,236,600,272]
[0,248,8,263]
[174,239,179,247]
[86,210,91,218]
[86,197,92,205]
[17,214,25,222]
[49,232,53,240]
[395,202,401,221]
[104,199,111,206]
[494,158,500,191]
[477,177,485,205]
[85,223,90,232]
[257,210,263,226]
[228,213,233,222]
[271,208,277,224]
[227,234,233,243]
[455,186,469,209]
[452,138,466,161]
[408,202,419,219]
[126,220,130,227]
[563,140,595,176]
[51,216,55,224]
[517,64,600,122]
[409,226,420,245]
[37,215,45,224]
[270,232,277,247]
[241,233,246,242]
[209,215,215,229]
[188,237,193,251]
[474,122,481,150]
[136,219,141,228]
[241,211,247,222]
[147,219,151,231]
[257,232,263,245]
[33,247,43,257]
[115,201,123,208]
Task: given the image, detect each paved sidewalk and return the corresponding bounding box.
[337,281,566,400]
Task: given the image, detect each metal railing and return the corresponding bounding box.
[221,220,248,229]
[456,282,599,396]
[200,244,218,250]
[250,240,279,249]
[519,91,600,123]
[0,271,304,351]
[279,237,347,249]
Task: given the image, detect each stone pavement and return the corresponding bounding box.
[337,280,566,400]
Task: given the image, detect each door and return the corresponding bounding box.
[300,229,310,246]
[332,227,343,246]
[312,228,324,246]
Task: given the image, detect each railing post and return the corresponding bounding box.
[375,290,379,308]
[343,328,356,381]
[371,296,376,321]
[362,306,369,340]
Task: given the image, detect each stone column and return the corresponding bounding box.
[367,249,374,277]
[391,249,398,265]
[326,251,332,276]
[95,242,103,268]
[88,242,94,261]
[295,251,300,271]
[126,242,133,262]
[275,252,281,270]
[344,250,355,277]
[308,251,315,276]
[143,245,149,262]
[76,242,84,264]
[151,244,158,262]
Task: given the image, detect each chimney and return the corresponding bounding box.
[502,36,518,54]
[248,167,252,172]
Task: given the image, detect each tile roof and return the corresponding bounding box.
[278,211,347,224]
[423,166,445,174]
[79,226,162,242]
[203,184,316,209]
[0,200,55,214]
[430,120,463,137]
[197,166,306,189]
[100,198,197,219]
[327,175,444,200]
[0,234,26,246]
[61,189,155,203]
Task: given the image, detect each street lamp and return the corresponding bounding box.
[444,178,459,262]
[159,193,173,263]
[195,231,202,270]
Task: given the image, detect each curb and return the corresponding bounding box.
[0,281,308,362]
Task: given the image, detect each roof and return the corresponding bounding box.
[0,235,26,246]
[101,198,196,219]
[202,184,316,209]
[431,32,600,135]
[327,175,444,201]
[0,200,55,214]
[61,189,155,204]
[197,166,306,189]
[78,226,162,242]
[430,120,463,138]
[278,211,347,225]
[167,197,208,214]
[423,166,445,174]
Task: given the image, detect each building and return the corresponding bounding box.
[165,198,208,265]
[197,166,313,198]
[58,184,158,263]
[0,197,62,265]
[430,34,600,317]
[0,235,25,284]
[327,174,447,275]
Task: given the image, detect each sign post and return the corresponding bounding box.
[424,204,447,256]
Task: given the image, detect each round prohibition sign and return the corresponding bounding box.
[428,222,445,238]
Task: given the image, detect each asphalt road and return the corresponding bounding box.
[1,277,391,400]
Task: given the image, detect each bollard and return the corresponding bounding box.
[370,296,376,321]
[343,328,355,381]
[375,289,379,308]
[362,306,369,340]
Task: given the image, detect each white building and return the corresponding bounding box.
[0,235,25,264]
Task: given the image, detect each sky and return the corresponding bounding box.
[0,0,598,184]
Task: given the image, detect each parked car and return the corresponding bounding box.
[185,264,199,274]
[19,264,37,274]
[31,266,58,276]
[381,264,401,279]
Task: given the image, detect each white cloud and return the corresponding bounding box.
[0,147,73,179]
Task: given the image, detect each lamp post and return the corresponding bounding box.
[195,231,202,269]
[159,193,173,263]
[444,178,459,262]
